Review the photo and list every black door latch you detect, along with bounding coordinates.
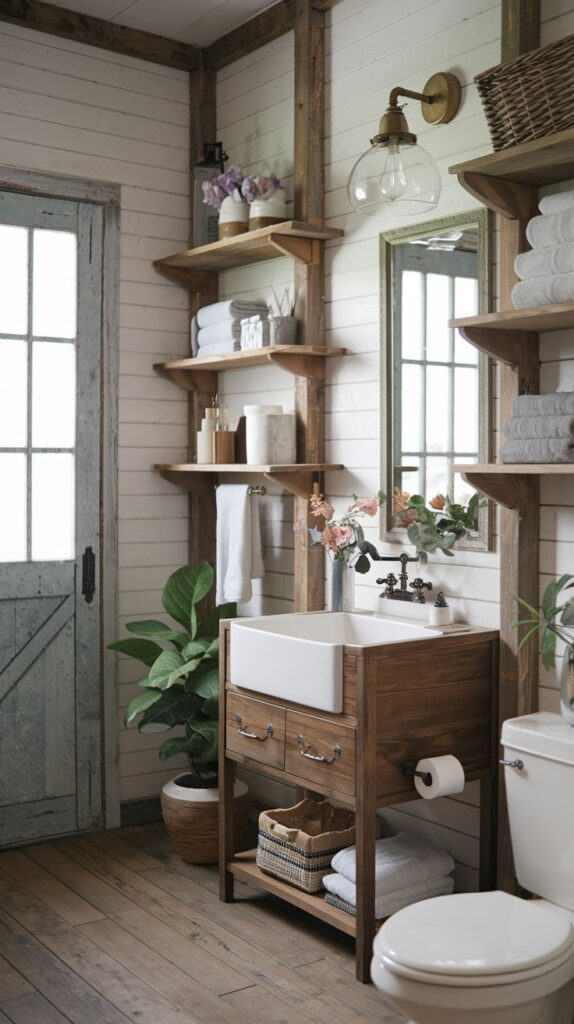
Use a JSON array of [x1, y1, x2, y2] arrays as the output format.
[[82, 546, 96, 604]]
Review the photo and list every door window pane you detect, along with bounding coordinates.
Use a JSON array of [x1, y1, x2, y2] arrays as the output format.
[[32, 453, 75, 561], [454, 367, 478, 453], [32, 342, 76, 448], [0, 340, 27, 447], [426, 366, 450, 452], [401, 364, 423, 451], [426, 273, 451, 362], [0, 454, 26, 561], [32, 230, 77, 338], [0, 225, 28, 335], [401, 271, 424, 359]]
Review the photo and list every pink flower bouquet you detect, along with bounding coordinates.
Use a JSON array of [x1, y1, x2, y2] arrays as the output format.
[[309, 491, 386, 573]]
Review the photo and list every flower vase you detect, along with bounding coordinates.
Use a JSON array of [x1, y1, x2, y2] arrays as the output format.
[[560, 648, 574, 726], [218, 195, 249, 239], [248, 190, 288, 231], [329, 558, 355, 613]]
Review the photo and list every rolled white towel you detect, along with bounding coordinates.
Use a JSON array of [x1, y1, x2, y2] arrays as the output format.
[[526, 208, 574, 249], [503, 414, 574, 441], [539, 189, 574, 215], [514, 243, 574, 280], [197, 299, 268, 328], [512, 392, 574, 417], [322, 871, 454, 918], [331, 832, 454, 892], [511, 272, 574, 309]]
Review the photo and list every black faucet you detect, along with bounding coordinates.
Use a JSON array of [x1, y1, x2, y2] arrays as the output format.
[[358, 545, 432, 604]]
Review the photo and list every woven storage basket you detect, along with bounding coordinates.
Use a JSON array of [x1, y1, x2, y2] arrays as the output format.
[[475, 33, 574, 150], [257, 798, 355, 893]]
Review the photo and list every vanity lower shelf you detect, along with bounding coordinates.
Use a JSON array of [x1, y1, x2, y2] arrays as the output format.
[[229, 848, 358, 937]]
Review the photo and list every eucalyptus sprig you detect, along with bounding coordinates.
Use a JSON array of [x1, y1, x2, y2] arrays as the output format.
[[405, 492, 483, 562], [516, 574, 574, 670]]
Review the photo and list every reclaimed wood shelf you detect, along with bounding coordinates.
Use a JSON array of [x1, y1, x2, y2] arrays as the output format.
[[228, 849, 358, 937], [454, 463, 574, 508], [450, 127, 574, 219], [155, 345, 346, 390], [450, 303, 574, 367], [154, 220, 343, 287], [157, 462, 343, 499]]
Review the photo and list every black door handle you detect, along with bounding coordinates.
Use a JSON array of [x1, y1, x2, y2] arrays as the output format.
[[82, 546, 96, 604]]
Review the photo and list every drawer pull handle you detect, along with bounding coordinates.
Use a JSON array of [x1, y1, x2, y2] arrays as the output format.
[[235, 713, 273, 741], [296, 735, 342, 764], [499, 758, 524, 769]]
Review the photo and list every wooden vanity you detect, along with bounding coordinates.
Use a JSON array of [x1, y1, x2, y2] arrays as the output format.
[[219, 620, 499, 982]]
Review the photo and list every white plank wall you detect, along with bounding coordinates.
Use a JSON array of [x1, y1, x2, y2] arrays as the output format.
[[0, 21, 191, 803]]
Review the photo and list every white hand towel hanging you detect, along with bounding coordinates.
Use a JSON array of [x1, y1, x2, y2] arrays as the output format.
[[216, 484, 264, 605]]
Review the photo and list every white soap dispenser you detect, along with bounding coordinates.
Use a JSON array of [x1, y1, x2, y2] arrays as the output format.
[[429, 591, 452, 626]]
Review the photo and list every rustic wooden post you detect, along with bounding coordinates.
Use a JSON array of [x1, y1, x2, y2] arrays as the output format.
[[293, 0, 326, 611], [496, 0, 540, 892], [189, 60, 218, 609]]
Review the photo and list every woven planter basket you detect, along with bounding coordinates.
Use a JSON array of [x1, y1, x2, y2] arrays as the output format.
[[475, 33, 574, 150], [257, 798, 355, 893]]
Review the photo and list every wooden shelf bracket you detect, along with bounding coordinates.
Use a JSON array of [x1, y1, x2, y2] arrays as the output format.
[[460, 470, 534, 510], [458, 326, 538, 370], [457, 172, 537, 220], [264, 469, 316, 498]]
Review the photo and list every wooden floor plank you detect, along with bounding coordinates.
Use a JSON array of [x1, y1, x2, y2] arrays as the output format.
[[0, 908, 130, 1024], [89, 831, 323, 969], [20, 849, 250, 998], [0, 850, 104, 926], [0, 955, 34, 1001], [0, 882, 211, 1024], [1, 991, 72, 1024], [296, 959, 404, 1023], [78, 918, 247, 1024]]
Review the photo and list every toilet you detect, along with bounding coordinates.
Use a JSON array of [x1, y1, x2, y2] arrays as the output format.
[[371, 712, 574, 1024]]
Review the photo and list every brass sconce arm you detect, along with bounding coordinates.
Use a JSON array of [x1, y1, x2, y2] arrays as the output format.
[[372, 73, 462, 145]]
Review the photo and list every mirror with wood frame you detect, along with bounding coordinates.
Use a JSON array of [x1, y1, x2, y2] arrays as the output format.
[[380, 209, 493, 550]]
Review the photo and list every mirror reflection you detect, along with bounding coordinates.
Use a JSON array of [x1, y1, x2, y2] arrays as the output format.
[[380, 210, 492, 549]]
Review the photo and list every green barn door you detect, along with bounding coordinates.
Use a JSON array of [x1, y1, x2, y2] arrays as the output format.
[[0, 190, 103, 846]]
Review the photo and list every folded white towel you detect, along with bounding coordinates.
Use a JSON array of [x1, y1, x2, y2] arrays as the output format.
[[511, 272, 574, 309], [216, 484, 264, 605], [526, 208, 574, 249], [191, 316, 199, 357], [539, 189, 574, 215], [512, 392, 574, 417], [504, 414, 574, 441], [197, 321, 241, 348], [197, 299, 268, 329], [500, 438, 574, 464], [195, 340, 240, 356], [322, 871, 454, 917], [514, 243, 574, 280], [331, 832, 454, 892]]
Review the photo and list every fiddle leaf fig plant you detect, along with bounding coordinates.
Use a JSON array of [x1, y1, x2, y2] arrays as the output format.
[[109, 563, 235, 787], [516, 574, 574, 670]]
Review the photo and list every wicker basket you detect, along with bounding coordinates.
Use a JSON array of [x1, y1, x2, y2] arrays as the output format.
[[256, 798, 355, 893], [475, 33, 574, 150]]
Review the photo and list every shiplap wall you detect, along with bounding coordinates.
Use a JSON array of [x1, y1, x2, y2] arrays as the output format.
[[0, 21, 191, 803]]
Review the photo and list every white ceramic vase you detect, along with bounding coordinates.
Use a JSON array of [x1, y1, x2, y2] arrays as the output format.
[[218, 195, 249, 239], [249, 190, 288, 230]]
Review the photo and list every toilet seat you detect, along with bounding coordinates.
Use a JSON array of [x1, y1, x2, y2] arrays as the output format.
[[375, 890, 574, 987]]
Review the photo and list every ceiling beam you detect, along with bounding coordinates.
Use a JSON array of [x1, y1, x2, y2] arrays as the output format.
[[0, 0, 200, 70]]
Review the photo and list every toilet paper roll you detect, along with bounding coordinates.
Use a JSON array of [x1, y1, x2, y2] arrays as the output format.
[[414, 755, 465, 799]]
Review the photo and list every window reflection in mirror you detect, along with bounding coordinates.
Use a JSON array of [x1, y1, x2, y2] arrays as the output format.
[[380, 210, 493, 550]]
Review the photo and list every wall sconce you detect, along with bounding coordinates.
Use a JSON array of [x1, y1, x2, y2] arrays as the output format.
[[347, 73, 462, 216]]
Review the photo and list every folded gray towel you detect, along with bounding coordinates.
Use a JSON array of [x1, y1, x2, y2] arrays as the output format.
[[197, 299, 268, 328], [526, 208, 574, 248], [324, 892, 356, 917], [539, 189, 574, 215], [512, 393, 574, 417], [500, 438, 574, 464], [504, 414, 574, 440], [511, 272, 574, 309], [197, 321, 241, 348], [514, 244, 574, 280]]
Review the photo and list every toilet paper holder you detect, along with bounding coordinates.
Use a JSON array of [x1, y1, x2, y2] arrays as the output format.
[[402, 764, 433, 787]]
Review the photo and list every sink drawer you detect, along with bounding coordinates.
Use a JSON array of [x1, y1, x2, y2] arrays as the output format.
[[285, 712, 355, 795], [226, 694, 285, 769]]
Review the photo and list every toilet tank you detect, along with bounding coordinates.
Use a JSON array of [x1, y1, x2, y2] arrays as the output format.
[[502, 712, 574, 911]]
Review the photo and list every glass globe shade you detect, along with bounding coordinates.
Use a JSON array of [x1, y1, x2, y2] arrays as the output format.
[[347, 139, 441, 216]]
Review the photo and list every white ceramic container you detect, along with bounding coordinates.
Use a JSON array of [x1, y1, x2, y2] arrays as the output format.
[[218, 194, 249, 238]]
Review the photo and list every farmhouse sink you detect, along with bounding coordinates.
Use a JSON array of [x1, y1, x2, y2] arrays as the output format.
[[230, 612, 439, 713]]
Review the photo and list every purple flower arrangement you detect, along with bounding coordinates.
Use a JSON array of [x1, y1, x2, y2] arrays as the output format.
[[202, 165, 285, 210], [201, 165, 243, 210]]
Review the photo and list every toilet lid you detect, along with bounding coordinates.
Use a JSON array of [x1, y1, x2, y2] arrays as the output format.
[[377, 891, 574, 977]]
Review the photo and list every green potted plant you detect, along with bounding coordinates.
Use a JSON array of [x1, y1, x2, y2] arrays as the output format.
[[516, 575, 574, 726], [393, 491, 484, 561], [109, 561, 249, 863]]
